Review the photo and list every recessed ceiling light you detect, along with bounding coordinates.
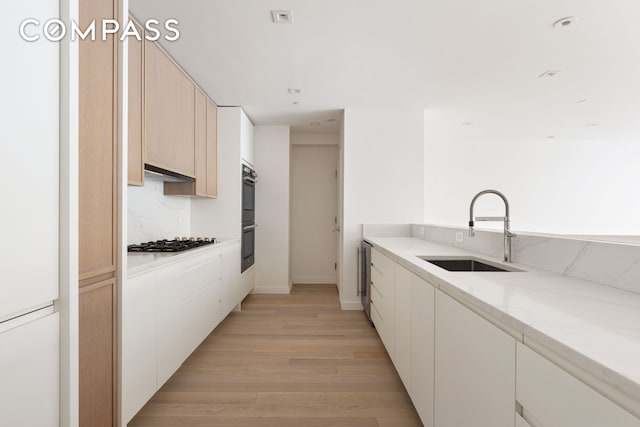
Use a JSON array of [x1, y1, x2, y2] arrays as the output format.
[[288, 88, 302, 95], [577, 99, 588, 104], [310, 122, 321, 126], [271, 10, 293, 24], [292, 101, 300, 105], [461, 122, 474, 126], [553, 16, 579, 29], [539, 70, 561, 78], [545, 135, 556, 139], [326, 118, 337, 122], [586, 123, 598, 127]]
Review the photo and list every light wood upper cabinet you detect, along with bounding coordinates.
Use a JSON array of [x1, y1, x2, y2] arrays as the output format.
[[206, 100, 218, 197], [145, 41, 195, 177], [128, 20, 144, 186], [194, 89, 207, 195], [79, 0, 116, 280], [164, 93, 218, 198]]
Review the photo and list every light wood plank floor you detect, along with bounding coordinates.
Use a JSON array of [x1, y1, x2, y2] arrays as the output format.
[[129, 284, 423, 426]]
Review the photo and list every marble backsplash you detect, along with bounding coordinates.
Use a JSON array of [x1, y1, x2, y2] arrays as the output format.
[[127, 175, 191, 244], [409, 224, 640, 295]]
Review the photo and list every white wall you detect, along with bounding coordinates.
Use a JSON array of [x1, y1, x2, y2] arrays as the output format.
[[254, 126, 291, 293], [290, 137, 339, 284], [424, 111, 640, 235], [191, 107, 244, 239], [127, 176, 190, 244], [340, 108, 425, 309]]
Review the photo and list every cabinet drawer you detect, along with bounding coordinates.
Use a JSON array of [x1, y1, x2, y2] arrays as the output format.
[[516, 342, 640, 427], [178, 252, 221, 302], [371, 301, 383, 329], [370, 285, 383, 319], [372, 248, 395, 278], [371, 267, 384, 295]]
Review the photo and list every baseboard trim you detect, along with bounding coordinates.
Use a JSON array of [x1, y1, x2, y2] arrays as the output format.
[[252, 287, 291, 295], [340, 299, 364, 311], [293, 276, 337, 284]]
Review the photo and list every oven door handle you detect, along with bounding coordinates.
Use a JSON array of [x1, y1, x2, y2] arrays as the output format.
[[243, 176, 257, 184], [243, 224, 258, 231]]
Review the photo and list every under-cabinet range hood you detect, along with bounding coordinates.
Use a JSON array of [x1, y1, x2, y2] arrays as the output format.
[[144, 164, 195, 183]]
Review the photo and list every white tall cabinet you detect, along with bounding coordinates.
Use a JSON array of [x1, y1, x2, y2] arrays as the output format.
[[1, 1, 60, 425], [0, 313, 59, 427], [1, 0, 59, 320], [240, 109, 255, 167]]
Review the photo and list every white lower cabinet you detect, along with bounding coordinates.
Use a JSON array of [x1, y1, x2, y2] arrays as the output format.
[[370, 249, 396, 358], [0, 312, 59, 427], [410, 273, 435, 427], [434, 290, 516, 427], [156, 263, 182, 385], [394, 265, 412, 387], [369, 245, 640, 427], [374, 260, 435, 427], [516, 342, 640, 427], [122, 271, 159, 422], [123, 241, 245, 425]]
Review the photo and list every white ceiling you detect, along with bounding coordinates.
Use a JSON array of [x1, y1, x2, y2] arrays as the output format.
[[130, 0, 640, 137]]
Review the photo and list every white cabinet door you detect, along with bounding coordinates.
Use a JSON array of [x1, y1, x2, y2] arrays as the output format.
[[0, 313, 59, 427], [435, 290, 516, 427], [1, 0, 59, 321], [410, 275, 435, 427], [240, 109, 254, 166], [394, 264, 412, 388], [370, 249, 395, 357], [156, 263, 183, 385], [122, 272, 158, 423], [221, 242, 243, 318], [179, 253, 221, 360], [516, 342, 640, 427]]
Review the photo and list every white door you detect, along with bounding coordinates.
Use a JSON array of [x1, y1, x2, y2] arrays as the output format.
[[291, 145, 338, 284]]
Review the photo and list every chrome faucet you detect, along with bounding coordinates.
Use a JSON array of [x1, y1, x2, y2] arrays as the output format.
[[468, 190, 516, 262]]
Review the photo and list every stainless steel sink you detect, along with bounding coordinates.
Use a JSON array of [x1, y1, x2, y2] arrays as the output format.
[[418, 256, 522, 272]]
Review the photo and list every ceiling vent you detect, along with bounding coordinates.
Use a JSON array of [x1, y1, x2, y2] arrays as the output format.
[[271, 10, 293, 23], [538, 70, 561, 78], [553, 16, 579, 29]]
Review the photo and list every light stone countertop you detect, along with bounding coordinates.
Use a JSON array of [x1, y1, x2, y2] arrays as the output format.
[[127, 238, 240, 277], [365, 236, 640, 405]]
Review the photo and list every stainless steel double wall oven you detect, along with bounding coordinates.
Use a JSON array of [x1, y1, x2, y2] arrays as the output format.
[[241, 164, 257, 272]]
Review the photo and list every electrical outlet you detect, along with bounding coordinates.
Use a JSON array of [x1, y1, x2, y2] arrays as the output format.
[[455, 231, 464, 243]]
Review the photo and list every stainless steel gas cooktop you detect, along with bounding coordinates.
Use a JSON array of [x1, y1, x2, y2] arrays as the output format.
[[127, 237, 217, 253]]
